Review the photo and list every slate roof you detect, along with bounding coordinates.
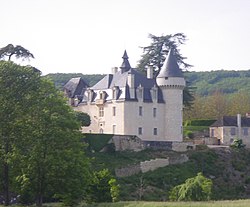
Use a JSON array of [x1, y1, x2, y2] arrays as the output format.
[[63, 77, 88, 98], [157, 49, 184, 78], [91, 68, 164, 102], [211, 116, 250, 127]]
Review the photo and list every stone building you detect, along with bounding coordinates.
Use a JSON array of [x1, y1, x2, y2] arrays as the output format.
[[210, 114, 250, 147], [64, 50, 186, 142]]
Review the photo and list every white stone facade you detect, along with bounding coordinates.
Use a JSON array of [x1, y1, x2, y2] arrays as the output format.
[[65, 50, 186, 142]]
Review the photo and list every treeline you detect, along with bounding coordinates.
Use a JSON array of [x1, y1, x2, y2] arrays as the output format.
[[184, 91, 250, 121], [185, 70, 250, 96], [46, 70, 250, 96]]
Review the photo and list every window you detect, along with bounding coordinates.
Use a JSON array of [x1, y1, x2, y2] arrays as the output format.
[[230, 128, 236, 136], [139, 106, 143, 116], [113, 106, 116, 116], [153, 128, 157, 135], [100, 93, 103, 99], [112, 89, 116, 99], [211, 129, 214, 137], [112, 125, 116, 134], [99, 107, 104, 117], [153, 108, 157, 117], [243, 128, 248, 136], [138, 127, 142, 135], [138, 88, 143, 99]]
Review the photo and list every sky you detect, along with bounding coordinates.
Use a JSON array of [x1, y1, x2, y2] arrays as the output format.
[[1, 0, 250, 75]]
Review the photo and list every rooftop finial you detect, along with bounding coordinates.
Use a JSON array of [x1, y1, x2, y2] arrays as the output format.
[[120, 50, 131, 73]]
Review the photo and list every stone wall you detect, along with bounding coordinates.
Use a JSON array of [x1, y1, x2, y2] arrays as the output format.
[[115, 164, 141, 177], [112, 135, 145, 151], [115, 154, 189, 177], [140, 158, 169, 173]]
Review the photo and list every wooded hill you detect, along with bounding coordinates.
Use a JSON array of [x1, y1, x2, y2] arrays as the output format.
[[45, 70, 250, 96]]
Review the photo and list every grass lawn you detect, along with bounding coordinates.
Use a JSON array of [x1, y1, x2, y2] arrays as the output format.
[[1, 200, 249, 207], [83, 200, 250, 207]]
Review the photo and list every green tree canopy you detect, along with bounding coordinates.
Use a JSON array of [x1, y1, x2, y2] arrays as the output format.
[[169, 172, 213, 201], [0, 61, 90, 206], [0, 44, 34, 61]]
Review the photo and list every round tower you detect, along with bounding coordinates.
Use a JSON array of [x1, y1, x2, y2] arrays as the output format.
[[156, 49, 186, 142]]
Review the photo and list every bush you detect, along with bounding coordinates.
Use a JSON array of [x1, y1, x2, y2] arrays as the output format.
[[169, 172, 213, 201]]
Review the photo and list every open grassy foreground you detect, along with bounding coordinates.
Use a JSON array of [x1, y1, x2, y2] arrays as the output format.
[[83, 200, 250, 207]]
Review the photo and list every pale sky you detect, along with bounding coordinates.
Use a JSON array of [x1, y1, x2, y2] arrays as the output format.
[[1, 0, 250, 75]]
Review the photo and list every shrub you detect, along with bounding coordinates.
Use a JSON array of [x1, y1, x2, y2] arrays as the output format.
[[169, 172, 213, 201]]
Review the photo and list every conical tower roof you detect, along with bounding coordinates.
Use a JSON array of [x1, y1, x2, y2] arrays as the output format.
[[157, 49, 183, 78], [120, 50, 131, 72]]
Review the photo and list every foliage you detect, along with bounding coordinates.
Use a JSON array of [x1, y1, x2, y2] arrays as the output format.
[[185, 131, 194, 139], [0, 61, 91, 206], [230, 139, 246, 150], [137, 33, 191, 71], [185, 119, 217, 126], [84, 134, 113, 152], [169, 172, 213, 201], [0, 44, 34, 61], [87, 169, 120, 203], [76, 111, 91, 126]]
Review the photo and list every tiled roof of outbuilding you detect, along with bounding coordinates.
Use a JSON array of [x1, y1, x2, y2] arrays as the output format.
[[211, 116, 250, 127]]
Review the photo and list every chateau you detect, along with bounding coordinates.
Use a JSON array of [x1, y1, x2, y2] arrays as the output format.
[[64, 50, 186, 142]]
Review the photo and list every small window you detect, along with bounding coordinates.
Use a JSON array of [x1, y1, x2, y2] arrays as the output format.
[[211, 129, 214, 137], [99, 107, 104, 117], [243, 128, 248, 136], [138, 127, 142, 135], [153, 108, 157, 118], [139, 106, 143, 116], [112, 125, 116, 134], [230, 128, 236, 136], [153, 128, 157, 135], [138, 89, 143, 99], [113, 106, 116, 116]]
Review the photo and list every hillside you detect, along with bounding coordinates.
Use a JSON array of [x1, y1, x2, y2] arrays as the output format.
[[45, 70, 250, 96], [88, 147, 250, 201]]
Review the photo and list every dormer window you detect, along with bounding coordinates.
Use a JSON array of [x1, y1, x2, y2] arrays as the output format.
[[150, 85, 158, 102], [137, 85, 144, 100], [87, 89, 94, 102], [112, 86, 119, 100]]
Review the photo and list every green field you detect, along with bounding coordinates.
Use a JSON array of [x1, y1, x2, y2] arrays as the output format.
[[1, 199, 249, 207], [83, 200, 250, 207]]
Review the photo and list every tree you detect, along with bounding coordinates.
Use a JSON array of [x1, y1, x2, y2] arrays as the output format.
[[169, 172, 213, 201], [86, 169, 120, 203], [0, 61, 41, 205], [137, 33, 192, 72], [0, 61, 91, 206], [230, 139, 246, 150], [137, 33, 194, 108], [0, 44, 34, 61], [75, 111, 91, 127]]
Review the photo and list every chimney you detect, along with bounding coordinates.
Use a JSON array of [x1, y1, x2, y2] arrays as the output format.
[[237, 114, 241, 128], [127, 72, 135, 99], [147, 66, 153, 79], [112, 67, 118, 74], [237, 114, 241, 139]]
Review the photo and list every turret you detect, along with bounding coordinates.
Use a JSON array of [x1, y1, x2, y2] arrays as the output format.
[[120, 50, 131, 73], [156, 49, 186, 142], [156, 49, 185, 88]]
